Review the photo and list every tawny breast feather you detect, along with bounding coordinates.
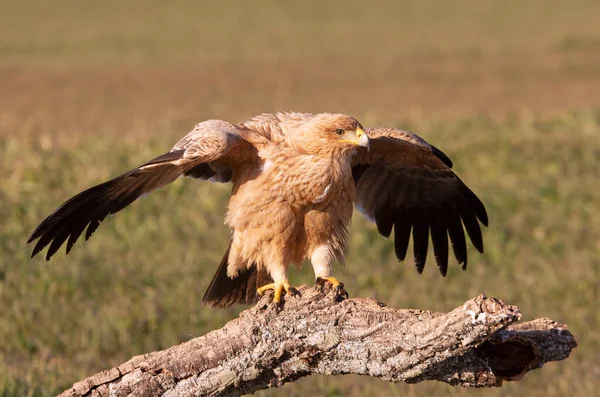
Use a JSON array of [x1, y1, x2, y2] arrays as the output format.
[[226, 151, 355, 276]]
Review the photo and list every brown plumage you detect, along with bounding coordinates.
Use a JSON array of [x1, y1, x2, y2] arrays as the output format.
[[28, 112, 488, 307]]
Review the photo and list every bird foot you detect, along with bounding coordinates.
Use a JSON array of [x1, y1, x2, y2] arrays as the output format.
[[316, 276, 349, 301], [257, 280, 299, 306]]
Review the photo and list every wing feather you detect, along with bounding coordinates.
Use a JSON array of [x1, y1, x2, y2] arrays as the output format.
[[444, 204, 468, 268], [429, 207, 449, 276], [411, 208, 430, 274], [456, 195, 484, 253], [353, 127, 487, 275], [393, 210, 412, 262], [374, 192, 393, 237], [66, 217, 90, 254], [28, 120, 257, 260]]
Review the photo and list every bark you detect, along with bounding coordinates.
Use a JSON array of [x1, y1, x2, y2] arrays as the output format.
[[59, 285, 577, 397]]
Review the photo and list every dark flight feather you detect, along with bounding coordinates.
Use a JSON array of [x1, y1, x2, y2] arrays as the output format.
[[202, 239, 273, 307], [411, 208, 430, 273], [431, 145, 453, 168], [353, 127, 488, 276], [444, 204, 468, 269], [429, 207, 449, 276], [28, 152, 189, 260]]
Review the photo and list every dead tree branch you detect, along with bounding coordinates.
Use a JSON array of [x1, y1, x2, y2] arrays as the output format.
[[59, 285, 577, 397]]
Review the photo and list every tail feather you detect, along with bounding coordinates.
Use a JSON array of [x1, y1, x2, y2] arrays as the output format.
[[202, 240, 272, 308], [28, 151, 189, 260]]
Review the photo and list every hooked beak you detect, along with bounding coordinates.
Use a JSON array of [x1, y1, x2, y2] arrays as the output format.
[[340, 128, 370, 149], [355, 128, 370, 149]]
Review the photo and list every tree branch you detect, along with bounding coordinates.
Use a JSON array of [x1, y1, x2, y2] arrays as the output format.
[[59, 285, 577, 397]]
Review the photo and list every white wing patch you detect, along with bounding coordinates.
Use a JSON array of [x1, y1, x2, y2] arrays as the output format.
[[313, 184, 331, 205], [261, 159, 274, 173], [138, 157, 189, 170]]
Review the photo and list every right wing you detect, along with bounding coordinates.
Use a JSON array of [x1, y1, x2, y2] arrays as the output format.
[[28, 119, 257, 260], [352, 127, 488, 276]]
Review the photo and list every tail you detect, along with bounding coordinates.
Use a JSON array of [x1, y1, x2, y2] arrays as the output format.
[[28, 150, 193, 260], [202, 240, 273, 308]]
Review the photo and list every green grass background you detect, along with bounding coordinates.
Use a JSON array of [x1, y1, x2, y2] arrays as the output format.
[[0, 1, 599, 396]]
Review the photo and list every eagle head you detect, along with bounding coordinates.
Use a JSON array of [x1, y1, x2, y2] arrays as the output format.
[[292, 113, 369, 156]]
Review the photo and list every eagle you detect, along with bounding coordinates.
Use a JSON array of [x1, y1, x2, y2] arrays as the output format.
[[28, 112, 488, 307]]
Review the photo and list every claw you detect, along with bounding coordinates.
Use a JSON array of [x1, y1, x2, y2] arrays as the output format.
[[316, 276, 342, 288], [316, 276, 349, 300], [257, 280, 299, 305]]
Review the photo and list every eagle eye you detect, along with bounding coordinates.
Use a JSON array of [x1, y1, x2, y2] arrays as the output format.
[[335, 128, 345, 135]]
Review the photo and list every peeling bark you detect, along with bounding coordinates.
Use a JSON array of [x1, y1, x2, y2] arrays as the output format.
[[59, 285, 577, 397]]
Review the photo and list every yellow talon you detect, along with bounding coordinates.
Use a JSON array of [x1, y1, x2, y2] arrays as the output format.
[[257, 280, 297, 304], [317, 276, 342, 288], [316, 276, 349, 300]]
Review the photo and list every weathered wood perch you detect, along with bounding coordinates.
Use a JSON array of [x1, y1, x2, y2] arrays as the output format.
[[60, 285, 576, 397]]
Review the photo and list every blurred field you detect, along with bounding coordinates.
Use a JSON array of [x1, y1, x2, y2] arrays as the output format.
[[1, 1, 599, 396]]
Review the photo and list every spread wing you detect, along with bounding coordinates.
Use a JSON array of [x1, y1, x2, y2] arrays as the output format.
[[28, 120, 257, 260], [353, 127, 488, 276]]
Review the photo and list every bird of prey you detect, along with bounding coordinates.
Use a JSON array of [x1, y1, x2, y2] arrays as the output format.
[[28, 112, 488, 307]]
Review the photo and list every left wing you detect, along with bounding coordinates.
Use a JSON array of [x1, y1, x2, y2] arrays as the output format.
[[28, 120, 256, 260], [352, 127, 488, 276]]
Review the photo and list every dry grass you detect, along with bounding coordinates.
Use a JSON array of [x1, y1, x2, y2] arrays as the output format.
[[1, 1, 599, 396]]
